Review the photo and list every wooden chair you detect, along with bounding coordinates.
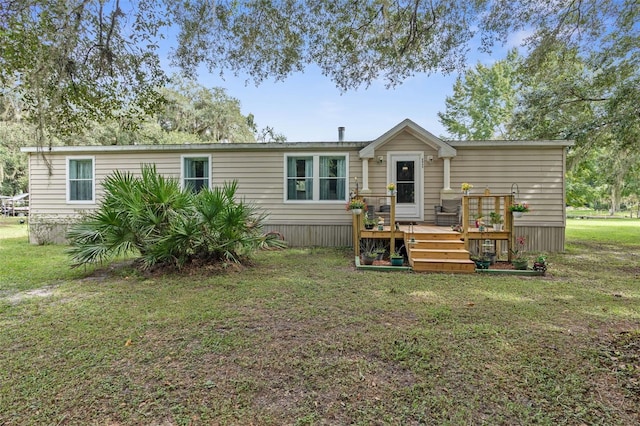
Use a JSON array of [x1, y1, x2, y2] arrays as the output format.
[[434, 199, 461, 226]]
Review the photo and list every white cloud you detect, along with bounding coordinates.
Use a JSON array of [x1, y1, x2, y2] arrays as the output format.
[[506, 29, 535, 49]]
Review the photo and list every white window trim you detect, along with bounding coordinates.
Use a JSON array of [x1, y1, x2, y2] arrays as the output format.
[[66, 156, 96, 204], [180, 154, 212, 191], [283, 153, 349, 203]]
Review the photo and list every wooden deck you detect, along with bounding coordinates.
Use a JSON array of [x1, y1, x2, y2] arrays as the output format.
[[354, 193, 516, 274], [360, 224, 477, 273]]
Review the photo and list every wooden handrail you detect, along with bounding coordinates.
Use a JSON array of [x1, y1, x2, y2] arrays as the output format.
[[353, 192, 397, 257]]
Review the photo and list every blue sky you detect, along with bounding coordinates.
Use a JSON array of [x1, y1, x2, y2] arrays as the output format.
[[197, 66, 459, 142]]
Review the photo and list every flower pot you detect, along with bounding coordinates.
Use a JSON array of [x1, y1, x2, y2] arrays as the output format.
[[364, 223, 374, 230], [474, 260, 490, 269], [377, 225, 384, 231], [533, 262, 547, 273], [512, 211, 523, 218], [492, 224, 502, 231], [361, 255, 376, 265], [390, 257, 404, 266], [351, 209, 362, 215], [512, 259, 528, 270]]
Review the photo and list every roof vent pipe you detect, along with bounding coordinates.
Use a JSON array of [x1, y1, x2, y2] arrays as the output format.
[[338, 126, 345, 142]]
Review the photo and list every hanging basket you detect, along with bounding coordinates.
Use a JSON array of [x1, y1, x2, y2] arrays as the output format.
[[512, 211, 523, 218], [351, 209, 363, 215]]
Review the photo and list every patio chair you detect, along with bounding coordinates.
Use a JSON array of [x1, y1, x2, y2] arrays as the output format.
[[434, 199, 461, 226]]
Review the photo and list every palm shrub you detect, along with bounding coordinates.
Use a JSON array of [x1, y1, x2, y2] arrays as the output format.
[[67, 165, 283, 270]]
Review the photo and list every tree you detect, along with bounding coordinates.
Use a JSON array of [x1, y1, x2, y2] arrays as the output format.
[[438, 50, 519, 140], [510, 44, 639, 213], [157, 78, 256, 143], [1, 0, 167, 147], [172, 0, 637, 90], [3, 0, 635, 143]]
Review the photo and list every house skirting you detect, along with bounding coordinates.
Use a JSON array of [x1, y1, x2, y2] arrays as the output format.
[[511, 225, 566, 253], [26, 216, 565, 252], [263, 224, 353, 247], [265, 223, 566, 251]]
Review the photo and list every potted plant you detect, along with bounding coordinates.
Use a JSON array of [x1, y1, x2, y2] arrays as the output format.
[[390, 249, 404, 266], [361, 251, 377, 265], [471, 254, 491, 269], [510, 236, 528, 270], [489, 212, 503, 231], [461, 182, 473, 195], [359, 239, 379, 265], [363, 212, 376, 229], [387, 182, 396, 194], [533, 254, 547, 273], [474, 213, 484, 228], [346, 198, 366, 215], [509, 202, 530, 218]]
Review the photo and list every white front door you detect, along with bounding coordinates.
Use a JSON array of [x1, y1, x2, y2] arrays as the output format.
[[388, 153, 424, 221]]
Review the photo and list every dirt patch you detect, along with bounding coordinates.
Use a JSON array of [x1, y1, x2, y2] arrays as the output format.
[[4, 286, 57, 304]]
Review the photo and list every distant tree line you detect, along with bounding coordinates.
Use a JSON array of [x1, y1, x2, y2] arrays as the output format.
[[0, 76, 285, 195]]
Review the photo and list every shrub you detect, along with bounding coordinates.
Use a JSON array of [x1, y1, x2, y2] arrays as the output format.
[[67, 165, 283, 270]]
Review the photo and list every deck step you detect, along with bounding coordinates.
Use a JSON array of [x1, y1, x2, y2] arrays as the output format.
[[406, 233, 462, 241], [408, 239, 465, 250], [409, 248, 471, 260], [405, 230, 474, 274], [411, 258, 476, 273]]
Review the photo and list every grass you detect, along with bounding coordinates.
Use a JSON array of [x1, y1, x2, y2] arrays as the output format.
[[1, 219, 639, 424]]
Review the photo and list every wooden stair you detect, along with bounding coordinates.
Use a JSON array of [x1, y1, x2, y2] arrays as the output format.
[[405, 230, 476, 274]]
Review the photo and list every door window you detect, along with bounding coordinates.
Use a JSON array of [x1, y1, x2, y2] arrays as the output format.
[[396, 161, 415, 203]]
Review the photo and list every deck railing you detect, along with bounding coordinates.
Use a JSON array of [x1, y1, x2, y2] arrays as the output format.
[[461, 194, 515, 261], [352, 193, 396, 257]]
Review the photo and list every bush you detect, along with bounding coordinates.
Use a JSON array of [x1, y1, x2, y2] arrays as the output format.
[[67, 165, 283, 270]]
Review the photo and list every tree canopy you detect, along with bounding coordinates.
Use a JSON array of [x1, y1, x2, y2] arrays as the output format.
[[157, 78, 256, 143], [438, 50, 519, 140], [2, 0, 636, 142], [438, 40, 639, 212]]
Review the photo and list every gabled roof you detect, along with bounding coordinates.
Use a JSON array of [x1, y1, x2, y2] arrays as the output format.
[[359, 118, 457, 159]]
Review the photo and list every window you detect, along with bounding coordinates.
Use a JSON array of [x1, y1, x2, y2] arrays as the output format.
[[182, 155, 210, 192], [285, 154, 347, 202], [287, 156, 313, 200], [67, 157, 95, 203]]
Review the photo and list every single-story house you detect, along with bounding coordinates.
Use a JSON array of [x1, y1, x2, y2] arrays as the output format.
[[21, 119, 573, 253]]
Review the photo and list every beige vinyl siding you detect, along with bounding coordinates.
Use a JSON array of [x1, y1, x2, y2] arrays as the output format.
[[28, 152, 181, 216], [451, 146, 567, 226], [28, 146, 362, 225], [364, 129, 441, 220], [24, 125, 570, 249]]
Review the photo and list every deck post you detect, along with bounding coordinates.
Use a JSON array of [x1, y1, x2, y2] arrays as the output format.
[[390, 194, 396, 255], [462, 195, 469, 250]]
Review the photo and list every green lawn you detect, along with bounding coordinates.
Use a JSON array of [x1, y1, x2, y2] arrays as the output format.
[[1, 219, 639, 424]]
